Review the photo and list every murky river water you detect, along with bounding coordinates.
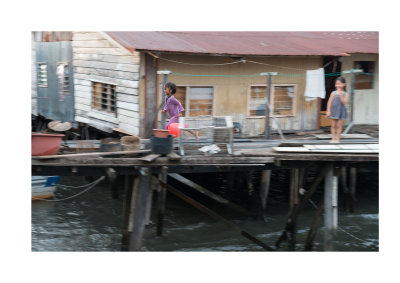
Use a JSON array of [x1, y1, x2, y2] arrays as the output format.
[[31, 169, 378, 252]]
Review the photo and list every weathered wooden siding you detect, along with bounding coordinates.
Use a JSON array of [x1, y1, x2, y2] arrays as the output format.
[[157, 54, 321, 135], [72, 32, 141, 134], [342, 54, 379, 125]]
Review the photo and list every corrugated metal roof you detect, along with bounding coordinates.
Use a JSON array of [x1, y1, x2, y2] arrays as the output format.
[[105, 31, 378, 56]]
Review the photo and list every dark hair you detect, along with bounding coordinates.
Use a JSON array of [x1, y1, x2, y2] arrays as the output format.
[[164, 82, 176, 94], [335, 77, 347, 91]]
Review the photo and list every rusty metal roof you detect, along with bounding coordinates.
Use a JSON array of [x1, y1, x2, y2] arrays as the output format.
[[105, 31, 378, 56]]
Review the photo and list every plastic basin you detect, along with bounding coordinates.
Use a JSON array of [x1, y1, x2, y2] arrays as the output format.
[[153, 129, 170, 138], [32, 133, 64, 156]]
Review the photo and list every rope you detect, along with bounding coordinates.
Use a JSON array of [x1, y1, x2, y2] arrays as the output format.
[[32, 176, 105, 202], [307, 198, 374, 245], [336, 225, 373, 245], [57, 178, 103, 189]]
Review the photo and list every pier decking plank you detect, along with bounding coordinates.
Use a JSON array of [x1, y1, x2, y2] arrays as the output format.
[[32, 138, 379, 176]]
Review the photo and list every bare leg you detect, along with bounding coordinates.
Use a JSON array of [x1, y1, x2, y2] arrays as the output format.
[[189, 130, 199, 140], [337, 120, 344, 143], [330, 120, 337, 143], [332, 120, 341, 143], [183, 130, 198, 140]]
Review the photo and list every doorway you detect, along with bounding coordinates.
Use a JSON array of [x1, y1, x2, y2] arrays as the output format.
[[320, 56, 342, 126]]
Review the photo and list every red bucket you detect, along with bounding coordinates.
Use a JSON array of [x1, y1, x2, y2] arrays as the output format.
[[32, 133, 65, 156]]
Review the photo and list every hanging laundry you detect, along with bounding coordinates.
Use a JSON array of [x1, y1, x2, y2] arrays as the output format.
[[304, 68, 326, 101]]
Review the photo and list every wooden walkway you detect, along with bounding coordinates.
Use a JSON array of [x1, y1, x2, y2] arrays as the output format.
[[31, 136, 379, 252], [32, 138, 378, 174]]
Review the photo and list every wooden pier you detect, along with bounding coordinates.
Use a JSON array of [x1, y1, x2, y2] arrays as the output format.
[[32, 137, 378, 251]]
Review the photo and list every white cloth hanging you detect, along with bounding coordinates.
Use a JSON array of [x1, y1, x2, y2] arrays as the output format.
[[304, 68, 326, 101]]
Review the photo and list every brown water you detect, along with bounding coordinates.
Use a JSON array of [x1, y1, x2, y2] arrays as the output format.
[[31, 169, 378, 252]]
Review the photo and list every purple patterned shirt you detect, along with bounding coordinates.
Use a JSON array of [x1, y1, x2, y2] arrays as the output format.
[[163, 95, 184, 128]]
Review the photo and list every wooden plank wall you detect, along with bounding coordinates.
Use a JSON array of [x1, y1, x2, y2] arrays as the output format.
[[72, 32, 141, 134], [158, 54, 321, 136]]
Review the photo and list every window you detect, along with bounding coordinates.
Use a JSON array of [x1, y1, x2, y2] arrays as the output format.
[[354, 61, 375, 89], [91, 82, 117, 115], [248, 84, 296, 117], [56, 62, 70, 95], [175, 86, 186, 116], [249, 86, 267, 116], [175, 86, 213, 116], [37, 63, 48, 87], [272, 85, 295, 116]]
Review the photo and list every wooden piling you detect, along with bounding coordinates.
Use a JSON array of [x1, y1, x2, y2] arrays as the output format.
[[340, 166, 356, 212], [246, 170, 263, 218], [276, 165, 328, 250], [288, 168, 300, 250], [110, 174, 122, 199], [121, 175, 134, 251], [299, 167, 306, 194], [128, 167, 153, 251], [290, 168, 300, 210], [158, 179, 275, 251], [157, 166, 168, 236], [259, 170, 272, 211], [324, 163, 338, 251], [341, 166, 348, 210], [349, 167, 357, 212], [144, 178, 154, 225], [304, 201, 324, 251], [169, 173, 253, 217]]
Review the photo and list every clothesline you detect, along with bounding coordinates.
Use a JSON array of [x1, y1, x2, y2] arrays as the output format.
[[150, 53, 337, 71], [169, 71, 376, 78]]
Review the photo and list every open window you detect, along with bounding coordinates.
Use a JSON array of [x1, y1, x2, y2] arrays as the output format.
[[248, 84, 296, 117], [56, 62, 70, 96], [175, 86, 214, 117], [91, 81, 117, 115], [272, 85, 296, 116], [37, 63, 48, 87], [354, 61, 375, 89]]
